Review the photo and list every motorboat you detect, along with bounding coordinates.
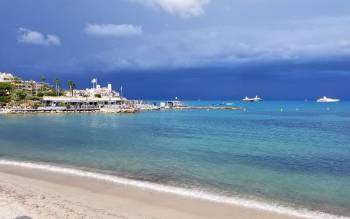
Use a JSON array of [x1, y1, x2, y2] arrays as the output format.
[[316, 96, 340, 103], [242, 96, 263, 102]]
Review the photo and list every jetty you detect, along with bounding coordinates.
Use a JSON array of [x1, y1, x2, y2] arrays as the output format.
[[159, 101, 240, 111], [168, 106, 240, 111]]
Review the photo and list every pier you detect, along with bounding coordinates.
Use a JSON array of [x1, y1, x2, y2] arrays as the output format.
[[169, 106, 241, 111]]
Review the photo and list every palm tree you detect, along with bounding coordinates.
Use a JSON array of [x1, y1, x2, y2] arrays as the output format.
[[40, 75, 46, 83], [67, 80, 76, 97], [54, 78, 60, 96], [30, 81, 36, 96], [40, 75, 46, 92]]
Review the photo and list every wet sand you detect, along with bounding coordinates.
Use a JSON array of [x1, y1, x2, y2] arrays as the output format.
[[0, 163, 306, 219]]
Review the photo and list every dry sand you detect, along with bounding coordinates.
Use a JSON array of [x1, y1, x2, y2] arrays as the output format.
[[0, 164, 305, 219]]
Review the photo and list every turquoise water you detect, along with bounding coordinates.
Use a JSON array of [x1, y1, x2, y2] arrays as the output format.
[[1, 101, 350, 217]]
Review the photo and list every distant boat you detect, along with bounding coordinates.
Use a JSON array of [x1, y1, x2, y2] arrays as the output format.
[[316, 96, 340, 103], [242, 96, 263, 102]]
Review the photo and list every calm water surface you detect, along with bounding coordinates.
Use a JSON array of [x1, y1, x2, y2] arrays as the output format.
[[1, 101, 350, 216]]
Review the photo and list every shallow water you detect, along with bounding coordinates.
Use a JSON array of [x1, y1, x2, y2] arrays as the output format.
[[1, 101, 350, 217]]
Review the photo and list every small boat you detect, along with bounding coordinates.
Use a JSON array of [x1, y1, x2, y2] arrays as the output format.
[[242, 96, 263, 102], [316, 96, 340, 103]]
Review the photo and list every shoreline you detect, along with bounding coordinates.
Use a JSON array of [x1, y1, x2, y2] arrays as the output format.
[[0, 159, 346, 219], [0, 106, 241, 115]]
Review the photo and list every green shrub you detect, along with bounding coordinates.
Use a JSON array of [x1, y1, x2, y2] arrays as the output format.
[[0, 96, 11, 106], [0, 82, 14, 106], [14, 90, 27, 101]]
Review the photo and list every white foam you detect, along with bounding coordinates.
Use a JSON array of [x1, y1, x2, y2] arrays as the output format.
[[0, 159, 348, 219]]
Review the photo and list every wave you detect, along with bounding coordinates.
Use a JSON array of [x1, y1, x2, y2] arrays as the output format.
[[0, 159, 348, 219]]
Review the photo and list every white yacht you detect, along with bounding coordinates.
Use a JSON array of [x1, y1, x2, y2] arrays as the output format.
[[316, 96, 340, 103], [242, 96, 263, 102]]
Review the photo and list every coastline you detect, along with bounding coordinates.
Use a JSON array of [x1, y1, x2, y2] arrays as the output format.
[[0, 105, 240, 115], [0, 159, 346, 219]]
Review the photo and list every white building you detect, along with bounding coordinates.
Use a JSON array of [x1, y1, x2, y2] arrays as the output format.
[[44, 79, 126, 109], [0, 72, 15, 83], [42, 96, 125, 109], [84, 83, 119, 97], [67, 79, 120, 98]]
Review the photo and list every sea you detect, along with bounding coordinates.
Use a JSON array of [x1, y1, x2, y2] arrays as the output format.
[[0, 101, 349, 219]]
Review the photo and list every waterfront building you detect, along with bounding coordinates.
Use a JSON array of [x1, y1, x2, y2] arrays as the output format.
[[160, 100, 184, 109], [43, 79, 126, 109], [14, 80, 47, 95], [42, 96, 126, 109], [0, 72, 15, 83], [66, 81, 120, 98], [1, 72, 47, 95]]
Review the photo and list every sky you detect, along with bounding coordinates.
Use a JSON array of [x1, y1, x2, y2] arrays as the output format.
[[0, 0, 350, 100]]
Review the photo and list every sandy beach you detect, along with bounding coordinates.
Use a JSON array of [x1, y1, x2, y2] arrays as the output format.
[[0, 163, 306, 219]]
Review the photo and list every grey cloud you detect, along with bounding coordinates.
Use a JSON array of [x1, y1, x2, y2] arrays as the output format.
[[17, 28, 61, 46]]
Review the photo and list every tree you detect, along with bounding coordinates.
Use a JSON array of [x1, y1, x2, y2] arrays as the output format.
[[13, 90, 27, 101], [40, 75, 46, 83], [30, 81, 36, 96], [40, 75, 46, 92], [0, 82, 13, 95], [0, 82, 14, 106], [54, 78, 60, 96], [67, 80, 76, 97], [43, 89, 57, 97]]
